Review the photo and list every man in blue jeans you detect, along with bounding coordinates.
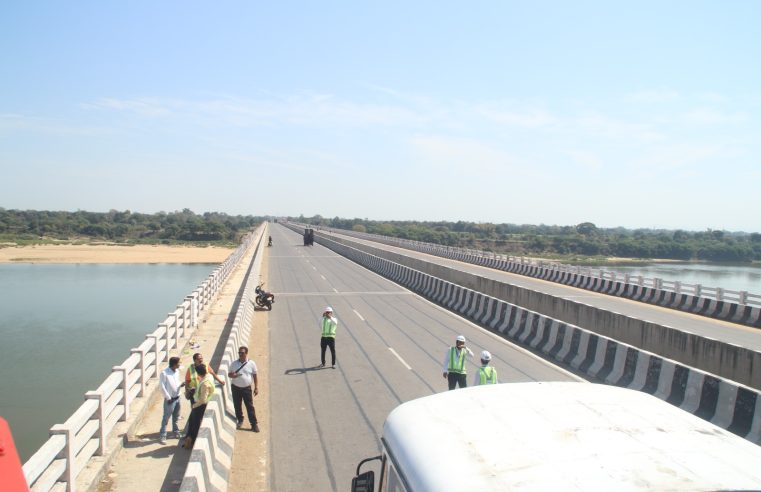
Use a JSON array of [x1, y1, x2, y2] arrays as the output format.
[[159, 356, 184, 443]]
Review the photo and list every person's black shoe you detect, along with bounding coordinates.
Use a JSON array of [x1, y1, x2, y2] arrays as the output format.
[[252, 423, 260, 433], [319, 363, 325, 368]]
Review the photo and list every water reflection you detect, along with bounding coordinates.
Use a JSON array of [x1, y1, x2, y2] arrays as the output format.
[[587, 263, 761, 294]]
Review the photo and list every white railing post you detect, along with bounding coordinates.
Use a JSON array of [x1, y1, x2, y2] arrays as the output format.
[[739, 291, 748, 305], [674, 281, 681, 294], [50, 424, 76, 492], [147, 334, 159, 378], [114, 366, 130, 421], [176, 304, 186, 338], [188, 294, 199, 330], [167, 313, 179, 350], [131, 348, 146, 397], [85, 390, 106, 455], [716, 288, 724, 301], [158, 323, 170, 360], [695, 284, 702, 297]]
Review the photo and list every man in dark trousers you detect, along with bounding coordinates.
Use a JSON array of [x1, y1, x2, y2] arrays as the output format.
[[228, 346, 260, 432], [319, 306, 338, 368], [442, 335, 474, 390]]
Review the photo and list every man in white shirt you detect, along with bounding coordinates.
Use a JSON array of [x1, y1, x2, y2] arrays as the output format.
[[228, 346, 260, 432], [159, 356, 184, 443]]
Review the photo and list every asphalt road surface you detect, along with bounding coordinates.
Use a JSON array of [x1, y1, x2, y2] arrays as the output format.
[[265, 224, 581, 491], [327, 230, 761, 352]]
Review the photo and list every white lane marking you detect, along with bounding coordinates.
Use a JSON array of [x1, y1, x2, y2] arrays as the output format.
[[321, 275, 326, 280], [333, 288, 339, 293], [353, 309, 365, 321], [388, 347, 412, 370], [313, 266, 317, 270]]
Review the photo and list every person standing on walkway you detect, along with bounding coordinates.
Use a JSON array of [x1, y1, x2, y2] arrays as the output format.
[[228, 346, 260, 432], [183, 363, 215, 449], [159, 356, 183, 444], [319, 306, 337, 368], [185, 352, 225, 403], [442, 335, 473, 390], [473, 350, 498, 385]]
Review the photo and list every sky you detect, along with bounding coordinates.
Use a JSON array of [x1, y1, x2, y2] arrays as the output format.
[[1, 1, 760, 232]]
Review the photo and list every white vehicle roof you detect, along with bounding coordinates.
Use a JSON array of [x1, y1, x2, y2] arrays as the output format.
[[382, 382, 761, 491]]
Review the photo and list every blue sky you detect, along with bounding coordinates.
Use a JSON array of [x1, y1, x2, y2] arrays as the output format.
[[1, 1, 760, 231]]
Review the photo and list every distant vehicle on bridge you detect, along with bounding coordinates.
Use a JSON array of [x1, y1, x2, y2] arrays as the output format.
[[351, 382, 761, 492], [304, 228, 314, 246]]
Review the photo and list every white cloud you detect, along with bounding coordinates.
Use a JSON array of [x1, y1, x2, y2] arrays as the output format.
[[566, 150, 602, 171], [409, 135, 521, 175], [473, 105, 557, 128], [0, 113, 106, 136], [682, 108, 748, 125], [625, 89, 681, 103], [574, 112, 664, 142]]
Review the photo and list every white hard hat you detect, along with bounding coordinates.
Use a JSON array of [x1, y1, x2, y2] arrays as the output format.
[[480, 350, 492, 361], [455, 335, 466, 343], [324, 306, 333, 313]]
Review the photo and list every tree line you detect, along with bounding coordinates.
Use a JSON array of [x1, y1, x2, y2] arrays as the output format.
[[0, 208, 263, 245], [293, 215, 761, 262]]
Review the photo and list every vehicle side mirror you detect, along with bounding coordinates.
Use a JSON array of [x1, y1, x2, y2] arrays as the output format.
[[351, 470, 374, 492]]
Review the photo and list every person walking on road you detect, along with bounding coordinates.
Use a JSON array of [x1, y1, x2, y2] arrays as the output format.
[[320, 306, 338, 368], [185, 352, 225, 403], [228, 346, 260, 432], [183, 363, 215, 449], [159, 357, 184, 443], [473, 350, 498, 385], [443, 335, 473, 390]]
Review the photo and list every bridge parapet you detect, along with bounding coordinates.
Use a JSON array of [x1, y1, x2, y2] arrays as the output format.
[[304, 224, 761, 326], [23, 228, 261, 492]]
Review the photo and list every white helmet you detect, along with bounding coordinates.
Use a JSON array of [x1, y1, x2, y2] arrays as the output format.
[[455, 335, 466, 343], [480, 350, 492, 361], [324, 306, 333, 313]]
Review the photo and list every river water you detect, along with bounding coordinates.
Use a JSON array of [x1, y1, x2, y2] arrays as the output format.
[[589, 262, 761, 295], [0, 263, 216, 462]]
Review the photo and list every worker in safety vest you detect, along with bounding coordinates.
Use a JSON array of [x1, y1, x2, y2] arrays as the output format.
[[185, 352, 225, 403], [473, 350, 498, 385], [183, 363, 216, 449], [320, 306, 338, 368], [442, 335, 473, 390]]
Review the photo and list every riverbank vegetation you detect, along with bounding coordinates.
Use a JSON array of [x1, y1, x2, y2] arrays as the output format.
[[0, 209, 262, 247], [293, 216, 761, 263]]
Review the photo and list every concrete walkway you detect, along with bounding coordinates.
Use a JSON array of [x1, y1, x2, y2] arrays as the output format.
[[93, 246, 257, 492]]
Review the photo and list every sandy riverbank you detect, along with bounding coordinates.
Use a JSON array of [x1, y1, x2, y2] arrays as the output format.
[[0, 244, 235, 263]]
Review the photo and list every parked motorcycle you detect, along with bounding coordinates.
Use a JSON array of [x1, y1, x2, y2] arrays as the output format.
[[268, 236, 273, 247], [254, 283, 274, 310]]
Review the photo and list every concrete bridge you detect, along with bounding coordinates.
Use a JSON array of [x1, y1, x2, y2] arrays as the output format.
[[22, 222, 761, 491]]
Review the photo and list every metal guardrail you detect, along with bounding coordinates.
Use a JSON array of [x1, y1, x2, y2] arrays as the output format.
[[298, 224, 760, 308], [22, 229, 260, 492]]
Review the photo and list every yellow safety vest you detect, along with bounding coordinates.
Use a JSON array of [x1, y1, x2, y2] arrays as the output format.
[[193, 374, 215, 402], [321, 317, 337, 338], [448, 347, 467, 374], [478, 366, 498, 384]]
